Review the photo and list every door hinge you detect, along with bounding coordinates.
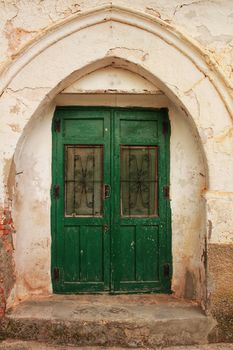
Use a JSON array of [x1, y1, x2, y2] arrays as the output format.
[[53, 267, 60, 281], [163, 263, 170, 278], [163, 185, 170, 199], [54, 184, 60, 199], [163, 121, 169, 135], [54, 118, 61, 133]]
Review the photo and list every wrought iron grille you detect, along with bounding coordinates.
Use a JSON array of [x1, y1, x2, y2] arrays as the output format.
[[121, 146, 158, 217], [65, 145, 103, 217]]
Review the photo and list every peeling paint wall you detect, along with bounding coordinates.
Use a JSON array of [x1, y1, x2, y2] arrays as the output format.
[[13, 105, 53, 300], [10, 77, 206, 302], [0, 1, 232, 342], [0, 0, 232, 92], [0, 207, 15, 315]]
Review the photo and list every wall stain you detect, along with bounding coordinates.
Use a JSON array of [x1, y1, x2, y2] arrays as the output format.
[[4, 159, 16, 201], [208, 219, 212, 240], [184, 270, 196, 300], [208, 243, 233, 342]]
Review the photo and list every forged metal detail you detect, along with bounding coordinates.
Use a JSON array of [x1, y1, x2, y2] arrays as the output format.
[[121, 146, 158, 217], [128, 154, 150, 208], [74, 154, 95, 209], [65, 145, 103, 217]]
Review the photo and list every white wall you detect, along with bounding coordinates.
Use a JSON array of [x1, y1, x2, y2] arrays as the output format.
[[10, 68, 206, 303], [0, 6, 230, 310]]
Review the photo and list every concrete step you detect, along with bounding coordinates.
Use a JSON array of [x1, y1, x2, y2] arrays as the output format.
[[0, 340, 233, 350], [0, 295, 215, 348]]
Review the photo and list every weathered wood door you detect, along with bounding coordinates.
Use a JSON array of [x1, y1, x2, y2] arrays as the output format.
[[52, 107, 171, 293]]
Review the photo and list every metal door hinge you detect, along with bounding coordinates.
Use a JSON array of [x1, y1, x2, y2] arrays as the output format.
[[163, 263, 170, 278], [54, 184, 60, 199], [54, 118, 61, 132], [163, 185, 170, 199], [163, 121, 169, 135], [53, 267, 60, 281]]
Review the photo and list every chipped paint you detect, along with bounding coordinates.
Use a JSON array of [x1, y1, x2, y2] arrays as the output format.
[[0, 2, 232, 342], [0, 5, 232, 117], [0, 206, 15, 316]]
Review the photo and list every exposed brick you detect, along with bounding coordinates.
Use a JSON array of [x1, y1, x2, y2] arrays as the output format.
[[0, 287, 6, 318], [0, 207, 15, 318]]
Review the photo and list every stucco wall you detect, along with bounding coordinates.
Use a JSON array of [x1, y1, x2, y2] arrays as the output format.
[[0, 1, 232, 94], [10, 80, 206, 302], [0, 0, 232, 342]]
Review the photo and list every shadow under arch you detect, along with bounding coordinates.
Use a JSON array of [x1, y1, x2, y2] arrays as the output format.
[[15, 55, 209, 186]]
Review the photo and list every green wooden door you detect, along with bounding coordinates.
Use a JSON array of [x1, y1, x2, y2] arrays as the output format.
[[52, 107, 171, 293]]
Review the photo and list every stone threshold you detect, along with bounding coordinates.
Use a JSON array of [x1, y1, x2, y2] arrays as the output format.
[[0, 295, 215, 348], [1, 340, 233, 350]]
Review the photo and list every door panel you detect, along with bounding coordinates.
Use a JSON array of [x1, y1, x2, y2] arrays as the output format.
[[116, 224, 159, 282], [52, 107, 171, 294], [52, 110, 111, 293], [112, 110, 170, 292], [135, 225, 159, 282], [79, 225, 104, 282], [63, 226, 80, 282]]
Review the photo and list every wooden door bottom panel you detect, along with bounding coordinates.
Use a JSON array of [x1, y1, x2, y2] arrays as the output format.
[[54, 282, 106, 293]]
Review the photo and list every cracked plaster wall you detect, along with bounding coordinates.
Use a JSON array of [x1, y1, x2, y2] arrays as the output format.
[[0, 0, 233, 94], [0, 2, 232, 341], [8, 87, 207, 304]]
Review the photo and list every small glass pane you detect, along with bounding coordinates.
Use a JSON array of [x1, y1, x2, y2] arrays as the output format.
[[121, 146, 158, 217], [65, 145, 103, 217]]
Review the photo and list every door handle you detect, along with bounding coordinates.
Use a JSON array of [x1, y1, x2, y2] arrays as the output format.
[[103, 184, 111, 199], [103, 224, 109, 233]]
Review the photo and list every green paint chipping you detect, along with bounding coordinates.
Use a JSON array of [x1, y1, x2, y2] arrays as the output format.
[[51, 107, 172, 294]]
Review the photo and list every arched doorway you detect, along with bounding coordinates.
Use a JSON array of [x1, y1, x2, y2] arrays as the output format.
[[0, 6, 231, 310]]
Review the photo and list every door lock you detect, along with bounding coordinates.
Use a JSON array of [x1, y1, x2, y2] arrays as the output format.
[[104, 184, 111, 199], [103, 224, 109, 233]]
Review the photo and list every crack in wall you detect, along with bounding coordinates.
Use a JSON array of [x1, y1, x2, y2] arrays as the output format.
[[184, 76, 206, 95], [6, 86, 52, 94], [107, 47, 148, 61], [173, 0, 216, 18]]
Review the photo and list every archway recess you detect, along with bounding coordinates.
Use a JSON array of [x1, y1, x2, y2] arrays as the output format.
[[0, 6, 232, 307]]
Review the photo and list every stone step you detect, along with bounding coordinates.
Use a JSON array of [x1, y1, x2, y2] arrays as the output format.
[[0, 295, 215, 348], [0, 340, 233, 350]]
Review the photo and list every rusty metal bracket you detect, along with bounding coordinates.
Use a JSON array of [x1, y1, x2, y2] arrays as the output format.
[[54, 118, 61, 133], [163, 185, 170, 200], [162, 121, 169, 135], [163, 263, 170, 278], [54, 184, 60, 199], [53, 267, 60, 281]]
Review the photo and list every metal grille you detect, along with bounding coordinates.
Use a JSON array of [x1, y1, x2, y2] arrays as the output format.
[[65, 145, 103, 217], [121, 146, 158, 217]]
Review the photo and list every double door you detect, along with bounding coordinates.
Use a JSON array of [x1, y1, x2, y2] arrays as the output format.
[[52, 108, 171, 293]]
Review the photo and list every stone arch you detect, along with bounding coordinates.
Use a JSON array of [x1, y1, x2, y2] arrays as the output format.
[[0, 5, 232, 306]]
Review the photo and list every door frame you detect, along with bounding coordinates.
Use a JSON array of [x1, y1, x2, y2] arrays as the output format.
[[51, 106, 172, 294]]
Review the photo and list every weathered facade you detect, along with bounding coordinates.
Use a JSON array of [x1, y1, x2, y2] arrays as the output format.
[[0, 0, 232, 343]]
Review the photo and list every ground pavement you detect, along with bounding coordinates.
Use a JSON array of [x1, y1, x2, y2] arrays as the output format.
[[0, 341, 233, 350]]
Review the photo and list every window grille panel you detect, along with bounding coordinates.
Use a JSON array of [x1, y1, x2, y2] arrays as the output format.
[[65, 145, 103, 217], [121, 146, 158, 217]]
